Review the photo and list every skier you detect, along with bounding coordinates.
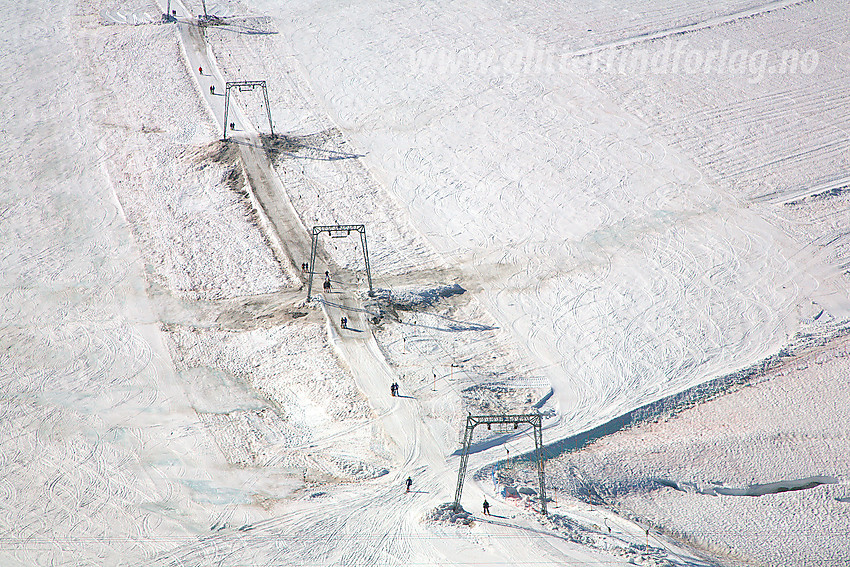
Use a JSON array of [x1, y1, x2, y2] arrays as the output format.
[[405, 476, 412, 493], [483, 499, 490, 515], [340, 316, 347, 329], [210, 85, 215, 95], [198, 66, 203, 74]]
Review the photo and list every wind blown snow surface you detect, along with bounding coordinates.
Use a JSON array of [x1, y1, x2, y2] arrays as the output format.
[[2, 0, 849, 565], [253, 0, 850, 433]]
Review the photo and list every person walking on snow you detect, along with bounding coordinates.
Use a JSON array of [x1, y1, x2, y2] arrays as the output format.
[[483, 499, 490, 515], [405, 477, 412, 492]]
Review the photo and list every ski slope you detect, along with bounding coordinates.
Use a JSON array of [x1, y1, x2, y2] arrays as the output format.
[[2, 0, 849, 565]]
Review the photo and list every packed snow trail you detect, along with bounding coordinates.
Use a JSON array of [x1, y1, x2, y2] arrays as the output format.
[[163, 6, 525, 564]]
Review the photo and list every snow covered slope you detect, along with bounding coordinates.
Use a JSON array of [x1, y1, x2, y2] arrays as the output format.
[[247, 0, 850, 435], [2, 0, 848, 565]]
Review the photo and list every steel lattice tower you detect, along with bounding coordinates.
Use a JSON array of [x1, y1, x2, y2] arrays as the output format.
[[454, 414, 546, 515]]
